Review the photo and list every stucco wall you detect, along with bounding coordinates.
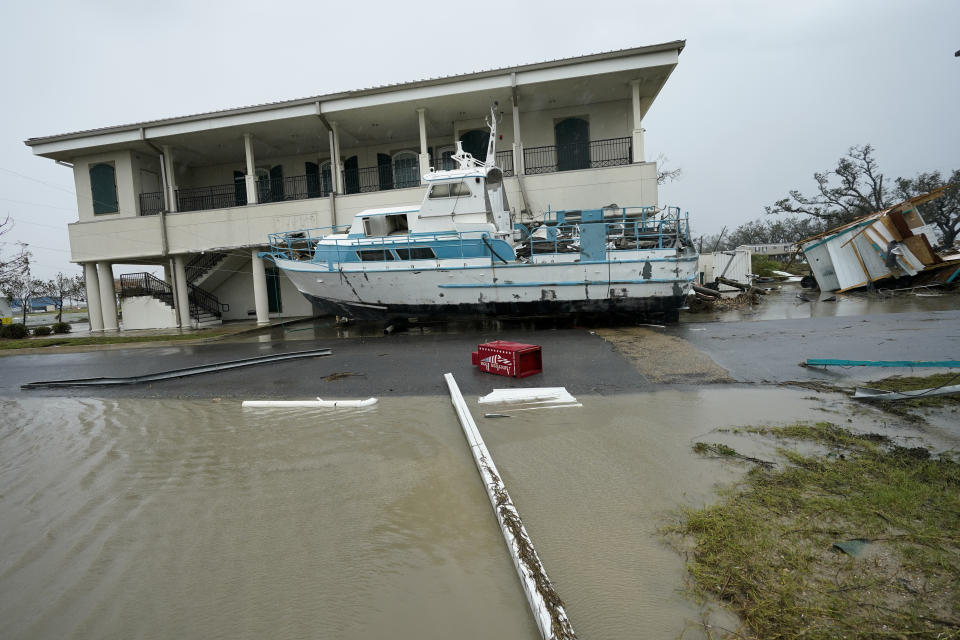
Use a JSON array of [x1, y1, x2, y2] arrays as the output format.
[[211, 258, 312, 321], [72, 150, 137, 222], [120, 296, 178, 329]]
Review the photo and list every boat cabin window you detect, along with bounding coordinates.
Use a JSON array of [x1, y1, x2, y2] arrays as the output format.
[[428, 181, 472, 199], [362, 213, 409, 237], [356, 249, 396, 262], [395, 247, 436, 260]]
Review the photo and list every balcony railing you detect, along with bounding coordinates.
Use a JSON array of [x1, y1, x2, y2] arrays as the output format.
[[523, 136, 632, 175], [495, 150, 514, 177], [135, 140, 632, 216]]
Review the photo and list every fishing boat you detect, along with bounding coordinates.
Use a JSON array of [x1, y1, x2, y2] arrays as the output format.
[[264, 108, 698, 322]]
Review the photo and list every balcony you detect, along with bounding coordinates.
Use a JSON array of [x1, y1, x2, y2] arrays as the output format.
[[523, 136, 632, 175], [137, 137, 632, 216]]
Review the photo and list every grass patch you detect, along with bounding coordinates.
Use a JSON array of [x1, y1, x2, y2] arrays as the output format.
[[0, 328, 237, 350], [672, 422, 960, 638]]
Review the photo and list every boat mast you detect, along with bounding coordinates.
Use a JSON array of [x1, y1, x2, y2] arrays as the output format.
[[484, 102, 498, 168]]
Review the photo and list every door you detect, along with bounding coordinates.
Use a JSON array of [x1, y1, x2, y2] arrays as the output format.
[[269, 165, 284, 202], [266, 267, 282, 313], [377, 153, 393, 191], [233, 170, 247, 206], [305, 162, 321, 198], [555, 118, 590, 171], [343, 156, 359, 194]]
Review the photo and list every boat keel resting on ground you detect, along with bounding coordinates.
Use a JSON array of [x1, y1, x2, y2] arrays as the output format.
[[265, 107, 698, 322]]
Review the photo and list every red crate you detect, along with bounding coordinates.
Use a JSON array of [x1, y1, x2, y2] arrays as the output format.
[[471, 341, 543, 378]]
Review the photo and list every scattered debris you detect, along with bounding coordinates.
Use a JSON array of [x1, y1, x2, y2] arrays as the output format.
[[241, 397, 378, 408], [803, 358, 960, 368], [20, 348, 333, 389], [472, 341, 543, 378], [832, 538, 870, 557], [799, 188, 960, 293], [853, 384, 960, 401], [692, 442, 775, 468], [323, 371, 364, 382], [479, 387, 579, 407], [483, 413, 512, 419], [445, 373, 578, 640]]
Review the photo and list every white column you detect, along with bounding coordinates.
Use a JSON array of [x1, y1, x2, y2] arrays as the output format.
[[327, 128, 340, 194], [330, 122, 343, 194], [163, 262, 172, 284], [631, 80, 645, 163], [417, 108, 430, 183], [84, 262, 104, 332], [173, 255, 191, 327], [162, 145, 178, 212], [96, 262, 118, 331], [243, 133, 258, 204], [511, 97, 524, 176], [251, 249, 269, 326]]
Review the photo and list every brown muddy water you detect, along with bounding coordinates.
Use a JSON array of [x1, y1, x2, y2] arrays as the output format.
[[0, 388, 941, 640]]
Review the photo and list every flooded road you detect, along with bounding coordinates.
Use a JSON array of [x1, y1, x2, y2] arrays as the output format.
[[0, 387, 914, 640]]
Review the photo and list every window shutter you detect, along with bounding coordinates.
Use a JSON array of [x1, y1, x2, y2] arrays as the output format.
[[90, 164, 119, 214]]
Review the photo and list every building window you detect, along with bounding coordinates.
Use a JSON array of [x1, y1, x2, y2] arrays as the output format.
[[90, 163, 119, 214], [393, 151, 419, 188]]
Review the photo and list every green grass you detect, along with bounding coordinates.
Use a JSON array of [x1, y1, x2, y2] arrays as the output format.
[[0, 328, 237, 350], [673, 422, 960, 638]]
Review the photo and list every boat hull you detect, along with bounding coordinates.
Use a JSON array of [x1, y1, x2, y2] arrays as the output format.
[[275, 253, 697, 322]]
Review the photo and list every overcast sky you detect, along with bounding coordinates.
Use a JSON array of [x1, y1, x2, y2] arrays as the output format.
[[1, 0, 957, 280]]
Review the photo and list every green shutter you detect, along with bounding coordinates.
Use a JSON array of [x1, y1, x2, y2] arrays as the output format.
[[90, 163, 119, 214]]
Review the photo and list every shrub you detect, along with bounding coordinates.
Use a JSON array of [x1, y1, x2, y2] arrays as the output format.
[[32, 325, 53, 336], [51, 322, 72, 334], [1, 323, 30, 339]]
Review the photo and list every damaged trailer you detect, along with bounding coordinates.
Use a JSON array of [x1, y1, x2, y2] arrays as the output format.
[[798, 188, 960, 293]]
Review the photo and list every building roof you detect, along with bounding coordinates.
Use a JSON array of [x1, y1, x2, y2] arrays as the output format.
[[25, 41, 684, 147]]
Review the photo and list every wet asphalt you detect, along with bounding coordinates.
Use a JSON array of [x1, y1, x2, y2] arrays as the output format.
[[3, 308, 958, 399]]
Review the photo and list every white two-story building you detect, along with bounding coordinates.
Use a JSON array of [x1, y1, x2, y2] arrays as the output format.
[[26, 40, 683, 331]]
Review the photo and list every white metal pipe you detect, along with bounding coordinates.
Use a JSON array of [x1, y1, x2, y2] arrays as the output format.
[[241, 397, 378, 408], [444, 373, 576, 640]]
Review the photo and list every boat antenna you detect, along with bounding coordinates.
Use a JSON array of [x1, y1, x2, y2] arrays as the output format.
[[484, 101, 499, 168]]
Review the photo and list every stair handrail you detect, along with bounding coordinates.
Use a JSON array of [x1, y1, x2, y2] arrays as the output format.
[[187, 282, 227, 321], [184, 252, 226, 284], [118, 272, 174, 308]]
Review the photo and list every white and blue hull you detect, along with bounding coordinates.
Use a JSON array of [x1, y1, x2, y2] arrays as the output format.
[[275, 248, 698, 321]]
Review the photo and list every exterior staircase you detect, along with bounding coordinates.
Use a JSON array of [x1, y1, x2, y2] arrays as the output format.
[[119, 272, 228, 327]]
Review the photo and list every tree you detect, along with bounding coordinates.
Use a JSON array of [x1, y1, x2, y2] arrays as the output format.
[[895, 169, 960, 249], [766, 145, 894, 227], [0, 216, 29, 289], [699, 216, 825, 252], [3, 255, 44, 325], [43, 271, 85, 323], [656, 153, 682, 185]]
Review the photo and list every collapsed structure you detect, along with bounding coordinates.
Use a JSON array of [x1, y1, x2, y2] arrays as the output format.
[[799, 188, 960, 292]]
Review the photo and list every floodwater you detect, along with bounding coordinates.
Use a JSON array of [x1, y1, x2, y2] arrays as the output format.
[[683, 282, 960, 323], [0, 388, 937, 640]]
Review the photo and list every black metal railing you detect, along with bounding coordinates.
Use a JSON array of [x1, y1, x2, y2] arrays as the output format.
[[523, 136, 632, 175], [495, 150, 514, 176], [177, 183, 245, 212], [185, 251, 226, 284], [118, 272, 174, 307], [139, 191, 164, 216], [187, 282, 225, 321], [343, 158, 421, 194]]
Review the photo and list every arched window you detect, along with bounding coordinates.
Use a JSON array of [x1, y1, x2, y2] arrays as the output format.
[[434, 145, 456, 171], [90, 163, 118, 214], [555, 118, 590, 171], [459, 130, 489, 162], [393, 151, 419, 188]]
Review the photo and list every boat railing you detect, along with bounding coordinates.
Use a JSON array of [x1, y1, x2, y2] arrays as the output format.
[[515, 206, 691, 256]]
